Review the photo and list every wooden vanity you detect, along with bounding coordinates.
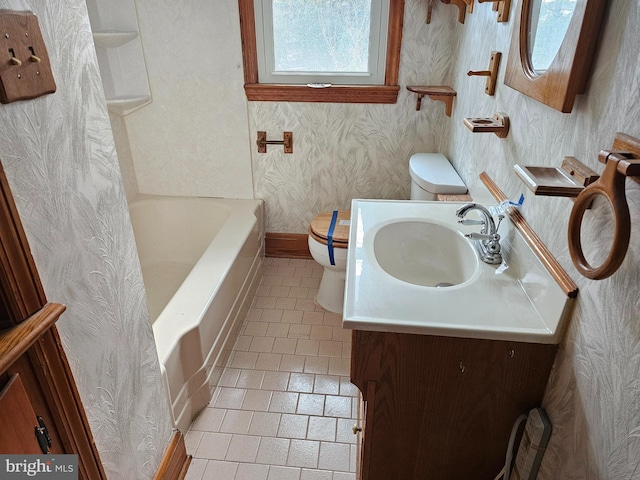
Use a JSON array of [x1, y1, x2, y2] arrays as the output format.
[[350, 330, 557, 480]]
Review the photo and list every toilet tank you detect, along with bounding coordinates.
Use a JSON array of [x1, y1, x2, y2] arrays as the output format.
[[409, 153, 468, 200]]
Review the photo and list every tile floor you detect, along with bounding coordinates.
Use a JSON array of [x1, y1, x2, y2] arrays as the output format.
[[184, 257, 359, 480]]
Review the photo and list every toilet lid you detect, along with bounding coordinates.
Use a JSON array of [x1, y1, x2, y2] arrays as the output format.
[[409, 153, 468, 194], [309, 211, 350, 247]]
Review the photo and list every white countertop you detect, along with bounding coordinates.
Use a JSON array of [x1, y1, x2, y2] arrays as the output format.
[[343, 200, 574, 344]]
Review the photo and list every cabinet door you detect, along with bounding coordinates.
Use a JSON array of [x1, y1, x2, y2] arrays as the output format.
[[0, 373, 49, 453], [351, 329, 557, 480]]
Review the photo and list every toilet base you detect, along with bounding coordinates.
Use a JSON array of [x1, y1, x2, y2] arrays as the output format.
[[316, 269, 346, 314]]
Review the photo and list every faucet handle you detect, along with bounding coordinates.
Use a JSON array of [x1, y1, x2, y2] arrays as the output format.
[[458, 218, 485, 226], [465, 232, 494, 241]]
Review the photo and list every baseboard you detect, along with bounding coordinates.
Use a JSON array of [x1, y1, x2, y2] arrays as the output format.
[[265, 232, 311, 258], [154, 430, 191, 480]]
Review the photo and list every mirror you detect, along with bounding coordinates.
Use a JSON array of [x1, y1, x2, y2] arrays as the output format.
[[505, 0, 607, 113], [528, 0, 577, 72]]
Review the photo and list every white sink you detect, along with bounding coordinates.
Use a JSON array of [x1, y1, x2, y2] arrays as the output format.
[[343, 200, 574, 344], [373, 221, 478, 287]]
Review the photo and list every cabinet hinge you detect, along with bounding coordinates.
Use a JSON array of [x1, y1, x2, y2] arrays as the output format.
[[34, 415, 52, 454]]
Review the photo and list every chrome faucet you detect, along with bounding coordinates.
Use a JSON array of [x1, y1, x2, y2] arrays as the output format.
[[455, 203, 503, 265]]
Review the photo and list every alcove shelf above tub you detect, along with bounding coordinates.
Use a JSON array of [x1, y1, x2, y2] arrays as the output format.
[[92, 28, 152, 114], [406, 86, 456, 116], [92, 30, 138, 48], [86, 0, 152, 116], [106, 95, 152, 115]]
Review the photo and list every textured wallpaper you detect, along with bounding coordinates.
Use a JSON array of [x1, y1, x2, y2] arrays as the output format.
[[90, 0, 640, 477], [247, 0, 640, 477], [250, 0, 460, 233], [447, 2, 640, 478], [0, 1, 173, 479], [18, 0, 640, 480]]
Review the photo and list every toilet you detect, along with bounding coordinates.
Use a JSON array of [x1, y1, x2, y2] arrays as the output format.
[[409, 153, 468, 200], [308, 153, 467, 313], [308, 210, 351, 313]]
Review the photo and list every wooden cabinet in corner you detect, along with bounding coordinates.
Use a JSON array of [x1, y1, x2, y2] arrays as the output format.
[[350, 330, 558, 480]]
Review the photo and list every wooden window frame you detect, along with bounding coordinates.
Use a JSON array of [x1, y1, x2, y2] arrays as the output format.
[[238, 0, 405, 104]]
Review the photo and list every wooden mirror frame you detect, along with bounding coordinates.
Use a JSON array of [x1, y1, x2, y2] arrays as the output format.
[[504, 0, 607, 113]]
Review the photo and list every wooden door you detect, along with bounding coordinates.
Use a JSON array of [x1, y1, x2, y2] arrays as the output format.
[[0, 160, 106, 479], [0, 373, 48, 454]]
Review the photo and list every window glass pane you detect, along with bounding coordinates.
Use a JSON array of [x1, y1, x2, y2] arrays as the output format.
[[272, 0, 372, 74]]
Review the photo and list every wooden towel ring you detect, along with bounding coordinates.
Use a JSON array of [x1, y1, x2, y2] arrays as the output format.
[[568, 151, 639, 280]]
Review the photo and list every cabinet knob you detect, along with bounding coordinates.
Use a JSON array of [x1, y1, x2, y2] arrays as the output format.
[[352, 424, 363, 434]]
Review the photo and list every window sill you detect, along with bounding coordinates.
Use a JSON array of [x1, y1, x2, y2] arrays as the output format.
[[244, 83, 400, 104]]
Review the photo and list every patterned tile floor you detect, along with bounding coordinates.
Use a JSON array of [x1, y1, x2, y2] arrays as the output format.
[[184, 257, 358, 480]]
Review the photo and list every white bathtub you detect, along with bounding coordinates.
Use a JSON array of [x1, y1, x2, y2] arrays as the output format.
[[129, 194, 264, 431]]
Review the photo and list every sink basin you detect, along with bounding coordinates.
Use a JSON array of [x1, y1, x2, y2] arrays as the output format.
[[344, 199, 574, 344], [373, 221, 478, 287]]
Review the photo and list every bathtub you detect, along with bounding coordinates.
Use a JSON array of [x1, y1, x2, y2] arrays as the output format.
[[129, 194, 264, 431]]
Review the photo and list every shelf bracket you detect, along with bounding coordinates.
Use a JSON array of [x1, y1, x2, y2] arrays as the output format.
[[407, 86, 456, 117], [440, 0, 474, 23], [477, 0, 511, 22]]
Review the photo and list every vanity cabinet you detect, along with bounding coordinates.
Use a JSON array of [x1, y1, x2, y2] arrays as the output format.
[[350, 330, 557, 480]]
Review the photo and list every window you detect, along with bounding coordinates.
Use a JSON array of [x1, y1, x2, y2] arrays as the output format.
[[238, 0, 405, 103]]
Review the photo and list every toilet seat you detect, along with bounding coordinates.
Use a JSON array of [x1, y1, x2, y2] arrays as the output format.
[[308, 210, 350, 248]]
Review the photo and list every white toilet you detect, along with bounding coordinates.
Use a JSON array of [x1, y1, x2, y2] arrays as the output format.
[[308, 153, 467, 313], [409, 153, 468, 200]]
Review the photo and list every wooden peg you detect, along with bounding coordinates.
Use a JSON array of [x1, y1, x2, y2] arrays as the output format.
[[467, 52, 501, 95]]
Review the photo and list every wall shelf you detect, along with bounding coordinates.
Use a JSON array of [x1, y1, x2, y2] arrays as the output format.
[[106, 95, 152, 116], [406, 86, 456, 116], [86, 0, 151, 116], [92, 31, 138, 48]]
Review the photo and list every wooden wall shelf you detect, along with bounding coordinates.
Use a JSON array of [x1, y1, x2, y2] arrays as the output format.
[[406, 86, 456, 116]]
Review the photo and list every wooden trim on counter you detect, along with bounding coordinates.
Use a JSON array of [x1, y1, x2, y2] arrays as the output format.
[[265, 233, 312, 259], [154, 430, 191, 480], [480, 172, 579, 298]]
